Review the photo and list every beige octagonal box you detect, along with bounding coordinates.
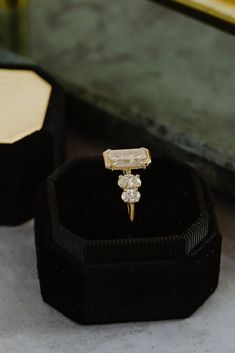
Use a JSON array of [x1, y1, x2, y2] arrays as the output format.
[[0, 64, 65, 225]]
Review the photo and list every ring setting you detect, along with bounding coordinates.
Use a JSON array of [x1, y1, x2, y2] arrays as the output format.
[[103, 148, 151, 222]]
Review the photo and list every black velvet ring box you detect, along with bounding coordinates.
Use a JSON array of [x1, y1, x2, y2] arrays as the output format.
[[35, 155, 222, 324], [0, 64, 65, 225]]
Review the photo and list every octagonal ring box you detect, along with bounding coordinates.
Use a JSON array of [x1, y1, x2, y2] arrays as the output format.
[[0, 64, 65, 225], [35, 155, 222, 324]]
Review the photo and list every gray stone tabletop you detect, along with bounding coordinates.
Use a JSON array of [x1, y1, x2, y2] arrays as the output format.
[[1, 0, 235, 197], [0, 131, 234, 353]]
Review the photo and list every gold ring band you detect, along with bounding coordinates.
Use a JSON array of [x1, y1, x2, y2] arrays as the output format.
[[127, 203, 135, 222]]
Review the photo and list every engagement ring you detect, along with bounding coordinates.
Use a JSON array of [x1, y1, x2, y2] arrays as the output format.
[[103, 148, 151, 222]]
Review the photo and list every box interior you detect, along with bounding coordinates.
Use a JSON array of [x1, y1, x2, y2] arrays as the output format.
[[55, 156, 201, 240]]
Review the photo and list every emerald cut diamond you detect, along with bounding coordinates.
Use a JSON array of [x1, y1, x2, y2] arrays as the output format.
[[103, 148, 151, 171]]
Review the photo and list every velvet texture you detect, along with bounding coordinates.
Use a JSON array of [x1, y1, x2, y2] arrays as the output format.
[[35, 155, 222, 324], [0, 64, 65, 225]]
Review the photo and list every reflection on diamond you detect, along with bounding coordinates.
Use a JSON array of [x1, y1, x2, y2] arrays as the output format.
[[121, 190, 141, 203]]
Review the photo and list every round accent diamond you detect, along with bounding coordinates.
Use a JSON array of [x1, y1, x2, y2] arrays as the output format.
[[121, 190, 141, 203], [118, 174, 141, 189]]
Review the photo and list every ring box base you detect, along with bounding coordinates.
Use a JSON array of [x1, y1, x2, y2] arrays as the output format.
[[35, 155, 221, 324]]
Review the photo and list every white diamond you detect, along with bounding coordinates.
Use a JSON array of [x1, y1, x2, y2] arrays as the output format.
[[103, 148, 151, 170], [118, 174, 141, 189], [121, 190, 141, 203]]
